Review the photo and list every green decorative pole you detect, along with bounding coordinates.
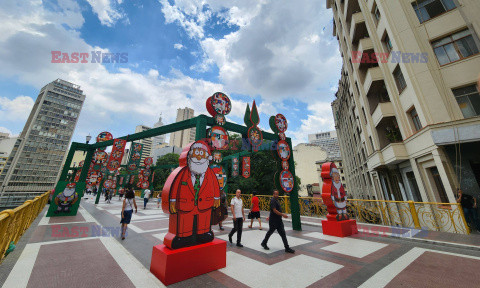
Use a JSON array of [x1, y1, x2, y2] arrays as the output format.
[[58, 142, 77, 182], [195, 115, 207, 141], [286, 137, 301, 231], [95, 175, 107, 204]]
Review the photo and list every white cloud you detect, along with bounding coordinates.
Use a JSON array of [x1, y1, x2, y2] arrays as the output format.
[[0, 127, 13, 135], [85, 0, 127, 27], [174, 43, 184, 50], [290, 101, 336, 145], [0, 96, 35, 122]]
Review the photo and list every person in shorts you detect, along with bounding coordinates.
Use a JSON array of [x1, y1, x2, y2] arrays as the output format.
[[120, 189, 137, 240], [248, 191, 262, 229]]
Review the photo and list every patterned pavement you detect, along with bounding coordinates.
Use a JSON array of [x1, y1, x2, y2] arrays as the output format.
[[1, 194, 480, 288]]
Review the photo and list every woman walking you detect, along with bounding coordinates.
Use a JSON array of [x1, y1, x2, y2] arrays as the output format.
[[120, 188, 137, 240]]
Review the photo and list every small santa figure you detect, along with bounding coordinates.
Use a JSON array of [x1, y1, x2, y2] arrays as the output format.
[[330, 167, 348, 221], [162, 141, 221, 249], [54, 183, 78, 214]]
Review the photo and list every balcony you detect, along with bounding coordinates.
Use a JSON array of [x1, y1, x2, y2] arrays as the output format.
[[366, 80, 390, 114], [364, 66, 383, 94], [372, 102, 395, 127], [350, 12, 365, 40], [358, 37, 373, 53], [376, 116, 403, 150], [381, 143, 408, 165]]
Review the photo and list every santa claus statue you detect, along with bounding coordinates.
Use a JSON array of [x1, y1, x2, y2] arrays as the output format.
[[331, 167, 348, 221], [162, 141, 221, 249], [54, 183, 78, 214]]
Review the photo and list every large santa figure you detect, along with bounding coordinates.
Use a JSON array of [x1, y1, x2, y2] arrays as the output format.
[[54, 183, 78, 214], [162, 141, 221, 249], [331, 167, 348, 221]]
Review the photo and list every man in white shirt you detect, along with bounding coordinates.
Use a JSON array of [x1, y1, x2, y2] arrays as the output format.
[[143, 188, 151, 209], [229, 189, 245, 247]]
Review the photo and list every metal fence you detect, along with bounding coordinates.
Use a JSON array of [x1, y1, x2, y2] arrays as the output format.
[[0, 191, 50, 262], [228, 194, 470, 235]]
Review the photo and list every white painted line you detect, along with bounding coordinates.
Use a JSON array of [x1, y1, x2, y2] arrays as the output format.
[[2, 243, 40, 288], [100, 237, 165, 287], [359, 247, 480, 288]]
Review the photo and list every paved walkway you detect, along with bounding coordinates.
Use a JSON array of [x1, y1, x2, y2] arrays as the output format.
[[1, 195, 480, 288]]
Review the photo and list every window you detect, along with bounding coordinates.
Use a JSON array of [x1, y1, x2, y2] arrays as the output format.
[[429, 167, 449, 203], [383, 34, 393, 53], [452, 84, 480, 118], [409, 108, 423, 131], [374, 5, 381, 23], [393, 66, 407, 93], [412, 0, 456, 23], [432, 30, 479, 65]]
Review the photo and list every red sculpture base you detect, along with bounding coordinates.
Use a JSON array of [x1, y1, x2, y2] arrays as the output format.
[[150, 239, 227, 286], [322, 219, 358, 237]]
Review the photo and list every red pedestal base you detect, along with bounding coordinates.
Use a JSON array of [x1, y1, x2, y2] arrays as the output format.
[[322, 219, 358, 237], [150, 239, 227, 286]]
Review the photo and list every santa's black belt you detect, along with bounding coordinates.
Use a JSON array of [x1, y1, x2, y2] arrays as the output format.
[[334, 197, 345, 202]]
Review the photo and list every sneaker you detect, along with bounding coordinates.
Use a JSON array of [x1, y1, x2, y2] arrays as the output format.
[[261, 243, 270, 250], [285, 247, 295, 253], [228, 235, 232, 244], [236, 243, 244, 247]]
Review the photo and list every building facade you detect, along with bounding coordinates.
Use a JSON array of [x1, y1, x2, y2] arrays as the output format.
[[0, 136, 18, 175], [134, 125, 153, 164], [169, 107, 196, 148], [292, 144, 328, 196], [152, 114, 166, 148], [0, 79, 85, 197], [327, 0, 480, 204]]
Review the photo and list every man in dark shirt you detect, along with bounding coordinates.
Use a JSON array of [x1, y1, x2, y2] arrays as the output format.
[[261, 190, 295, 253], [456, 189, 480, 232]]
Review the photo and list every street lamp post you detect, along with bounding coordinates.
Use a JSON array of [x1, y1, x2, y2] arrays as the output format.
[[84, 134, 92, 155]]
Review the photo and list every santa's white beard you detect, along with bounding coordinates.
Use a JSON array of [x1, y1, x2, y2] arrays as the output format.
[[189, 159, 209, 176], [63, 188, 75, 197], [333, 180, 342, 191]]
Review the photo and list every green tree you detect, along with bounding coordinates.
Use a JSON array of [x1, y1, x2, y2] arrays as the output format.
[[152, 153, 180, 190]]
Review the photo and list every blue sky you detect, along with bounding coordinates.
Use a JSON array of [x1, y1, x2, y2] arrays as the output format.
[[0, 0, 342, 145]]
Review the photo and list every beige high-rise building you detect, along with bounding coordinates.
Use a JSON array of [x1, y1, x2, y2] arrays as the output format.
[[327, 0, 480, 203], [135, 125, 153, 164], [169, 107, 196, 148]]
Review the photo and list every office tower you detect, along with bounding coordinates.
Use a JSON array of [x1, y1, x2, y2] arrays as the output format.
[[169, 107, 196, 148], [135, 125, 153, 164], [0, 79, 85, 197]]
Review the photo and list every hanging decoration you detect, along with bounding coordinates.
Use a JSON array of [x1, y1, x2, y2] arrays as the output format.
[[96, 131, 113, 151], [107, 139, 126, 171], [269, 113, 294, 193], [242, 156, 250, 178], [232, 157, 239, 177], [247, 100, 263, 151], [213, 151, 222, 163], [91, 150, 108, 171], [127, 143, 144, 171], [210, 164, 227, 190], [144, 157, 154, 168], [207, 126, 229, 150]]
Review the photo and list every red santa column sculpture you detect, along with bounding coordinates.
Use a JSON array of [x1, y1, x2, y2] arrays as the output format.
[[162, 140, 221, 249], [330, 167, 348, 221]]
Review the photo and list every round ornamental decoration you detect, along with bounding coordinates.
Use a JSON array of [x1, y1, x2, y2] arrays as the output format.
[[211, 92, 232, 115], [104, 179, 114, 189], [133, 143, 142, 152], [276, 140, 291, 160], [96, 132, 113, 151], [142, 169, 151, 178], [111, 150, 122, 159], [210, 164, 227, 190], [248, 126, 263, 148], [214, 114, 226, 126], [108, 160, 120, 170], [136, 181, 143, 188], [140, 181, 150, 189], [144, 157, 153, 166], [275, 114, 288, 133], [282, 160, 289, 171], [92, 151, 108, 170], [128, 164, 137, 171], [213, 151, 222, 163], [78, 160, 85, 167], [280, 170, 294, 193], [278, 132, 286, 141], [208, 126, 229, 150]]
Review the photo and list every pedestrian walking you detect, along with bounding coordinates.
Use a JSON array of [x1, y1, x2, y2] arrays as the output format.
[[156, 191, 161, 208], [261, 190, 295, 253], [120, 189, 137, 240], [119, 187, 124, 200], [93, 186, 97, 196], [143, 188, 151, 209], [457, 189, 480, 232], [219, 191, 228, 230], [248, 191, 262, 230], [228, 189, 245, 247]]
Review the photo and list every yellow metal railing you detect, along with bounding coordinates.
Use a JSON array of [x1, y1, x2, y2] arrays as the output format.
[[134, 190, 161, 198], [0, 191, 50, 262], [228, 194, 470, 235]]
